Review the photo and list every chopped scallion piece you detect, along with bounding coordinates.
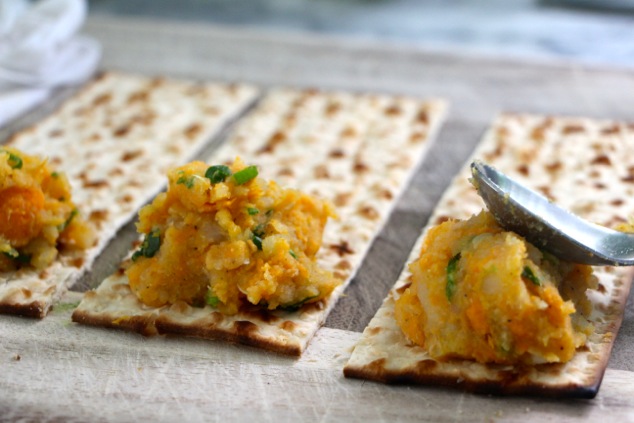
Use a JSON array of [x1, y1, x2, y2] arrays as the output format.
[[205, 292, 220, 308], [252, 224, 266, 237], [252, 235, 263, 250], [233, 165, 258, 185], [205, 165, 232, 184], [3, 250, 31, 264], [289, 250, 298, 259], [445, 252, 461, 301], [1, 150, 23, 169], [522, 266, 541, 286], [247, 207, 259, 215], [59, 209, 78, 232], [176, 175, 195, 189], [131, 228, 161, 261]]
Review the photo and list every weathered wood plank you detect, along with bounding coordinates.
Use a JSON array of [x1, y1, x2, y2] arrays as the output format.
[[1, 292, 633, 422]]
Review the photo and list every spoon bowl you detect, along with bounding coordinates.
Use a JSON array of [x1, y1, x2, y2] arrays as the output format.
[[470, 160, 634, 266]]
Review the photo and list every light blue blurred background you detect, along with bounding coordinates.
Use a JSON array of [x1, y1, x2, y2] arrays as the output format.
[[88, 0, 634, 68]]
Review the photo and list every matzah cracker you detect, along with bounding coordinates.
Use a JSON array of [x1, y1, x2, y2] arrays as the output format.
[[1, 72, 258, 318], [73, 89, 448, 355], [344, 113, 634, 398]]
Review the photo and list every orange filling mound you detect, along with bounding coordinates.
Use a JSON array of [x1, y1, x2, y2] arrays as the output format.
[[126, 158, 338, 315], [395, 211, 597, 365], [0, 147, 96, 271]]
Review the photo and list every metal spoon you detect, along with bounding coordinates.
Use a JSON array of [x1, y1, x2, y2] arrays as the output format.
[[470, 160, 634, 266]]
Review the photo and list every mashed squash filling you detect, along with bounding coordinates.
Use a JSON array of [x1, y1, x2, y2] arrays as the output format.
[[395, 211, 597, 365], [0, 147, 96, 271], [126, 158, 338, 315]]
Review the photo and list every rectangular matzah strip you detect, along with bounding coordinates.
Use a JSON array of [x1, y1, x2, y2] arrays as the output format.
[[344, 113, 634, 398], [0, 72, 259, 317], [73, 88, 448, 355]]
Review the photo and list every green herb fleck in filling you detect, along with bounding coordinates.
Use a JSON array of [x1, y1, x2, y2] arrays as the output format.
[[205, 165, 232, 184], [252, 235, 263, 250], [445, 252, 461, 301], [131, 228, 161, 261], [205, 292, 220, 308], [58, 209, 78, 232], [521, 265, 541, 286], [1, 150, 23, 169], [176, 171, 195, 189], [233, 165, 258, 185]]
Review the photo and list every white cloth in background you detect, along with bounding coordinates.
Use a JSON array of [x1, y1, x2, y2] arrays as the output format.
[[0, 0, 100, 127]]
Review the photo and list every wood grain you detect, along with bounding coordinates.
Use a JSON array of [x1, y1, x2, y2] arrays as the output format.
[[0, 292, 633, 422]]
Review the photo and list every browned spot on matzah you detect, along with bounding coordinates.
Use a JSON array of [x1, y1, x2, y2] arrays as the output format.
[[415, 108, 429, 124], [127, 90, 149, 103], [334, 271, 348, 280], [384, 105, 402, 116], [368, 327, 382, 335], [83, 180, 109, 189], [92, 93, 112, 106], [517, 164, 529, 176], [610, 199, 624, 206], [258, 131, 286, 154], [184, 123, 202, 140], [113, 124, 131, 138], [335, 260, 352, 270], [334, 193, 351, 207], [329, 148, 345, 158], [409, 131, 426, 144], [353, 159, 369, 174], [378, 189, 394, 200], [121, 150, 143, 162], [278, 167, 294, 177], [359, 205, 380, 220], [340, 126, 357, 138], [537, 186, 553, 200], [592, 154, 612, 166], [49, 129, 63, 137], [89, 209, 109, 225], [324, 101, 341, 116], [314, 165, 330, 179], [21, 288, 32, 299], [601, 125, 621, 135], [484, 145, 504, 161], [149, 77, 165, 87], [435, 215, 451, 224], [109, 168, 124, 177], [280, 321, 297, 331], [329, 241, 354, 257], [234, 320, 259, 337], [545, 161, 562, 173], [562, 124, 585, 134]]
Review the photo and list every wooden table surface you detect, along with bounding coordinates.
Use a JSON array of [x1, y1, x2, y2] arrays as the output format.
[[1, 15, 633, 422]]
